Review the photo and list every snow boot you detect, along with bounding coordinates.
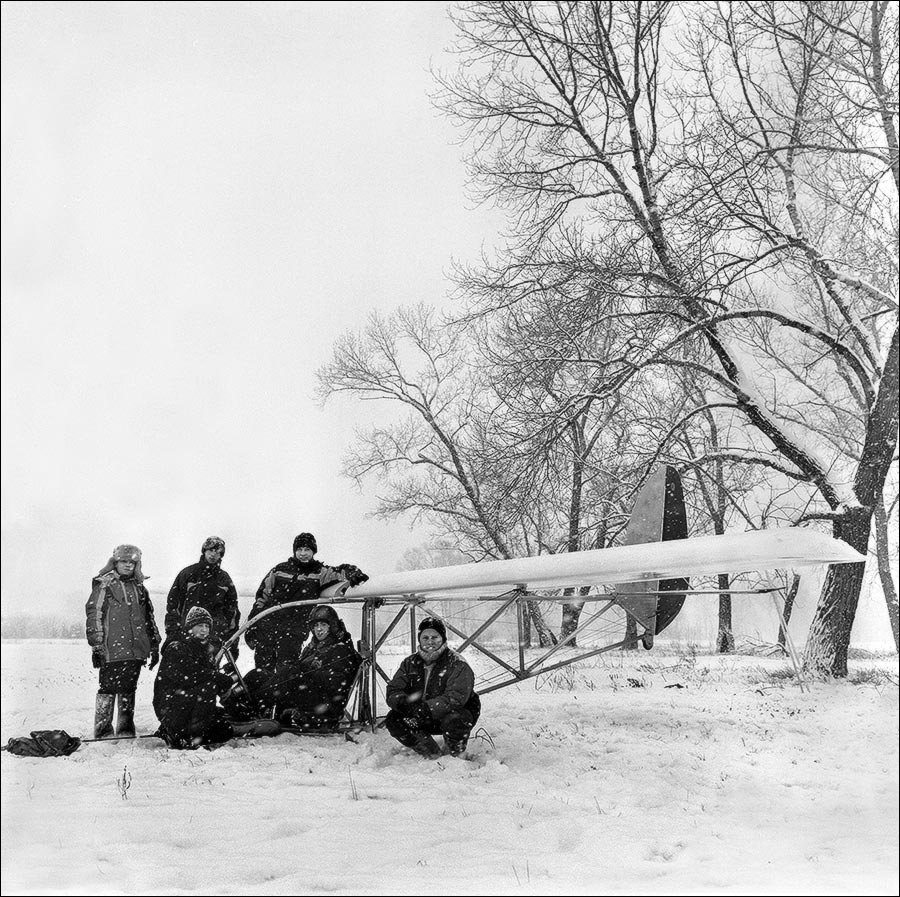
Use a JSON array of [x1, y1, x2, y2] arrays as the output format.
[[115, 693, 136, 737], [231, 719, 282, 738], [444, 735, 469, 757], [93, 693, 115, 739], [410, 733, 442, 758]]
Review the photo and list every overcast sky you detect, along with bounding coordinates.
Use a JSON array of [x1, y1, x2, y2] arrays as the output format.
[[2, 2, 501, 612]]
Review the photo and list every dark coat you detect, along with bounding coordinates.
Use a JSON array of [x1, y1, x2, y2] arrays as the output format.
[[86, 571, 160, 663], [164, 558, 240, 650], [386, 647, 479, 721], [255, 621, 362, 728], [153, 635, 234, 740], [246, 558, 345, 657]]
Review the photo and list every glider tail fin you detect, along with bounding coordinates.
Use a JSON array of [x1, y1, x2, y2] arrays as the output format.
[[615, 465, 689, 645]]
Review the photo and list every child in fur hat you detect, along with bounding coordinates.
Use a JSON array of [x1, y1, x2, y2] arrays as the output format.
[[85, 544, 160, 738]]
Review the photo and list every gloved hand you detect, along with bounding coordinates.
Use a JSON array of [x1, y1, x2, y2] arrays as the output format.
[[404, 700, 431, 728], [391, 689, 422, 710], [412, 701, 432, 725], [245, 632, 258, 651], [91, 647, 105, 669], [338, 564, 369, 587], [220, 676, 244, 701], [148, 649, 160, 670]]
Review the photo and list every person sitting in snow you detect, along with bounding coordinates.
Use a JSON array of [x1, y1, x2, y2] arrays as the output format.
[[226, 605, 362, 728], [277, 605, 362, 729], [85, 544, 161, 739], [385, 617, 481, 758], [245, 532, 368, 672], [153, 606, 277, 748], [163, 536, 240, 660]]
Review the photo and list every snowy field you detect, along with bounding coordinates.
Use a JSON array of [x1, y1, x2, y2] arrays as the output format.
[[1, 640, 897, 896]]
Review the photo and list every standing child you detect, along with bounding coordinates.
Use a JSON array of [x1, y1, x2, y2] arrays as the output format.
[[85, 544, 160, 738]]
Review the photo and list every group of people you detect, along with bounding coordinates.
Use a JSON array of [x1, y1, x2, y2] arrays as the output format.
[[85, 534, 480, 757]]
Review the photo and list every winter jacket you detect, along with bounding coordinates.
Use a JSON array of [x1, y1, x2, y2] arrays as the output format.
[[277, 622, 362, 726], [86, 570, 160, 663], [164, 558, 240, 649], [246, 558, 346, 655], [386, 647, 478, 721], [152, 635, 234, 730]]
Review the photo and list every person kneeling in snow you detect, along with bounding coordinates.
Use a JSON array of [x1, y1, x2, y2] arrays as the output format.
[[385, 617, 481, 758], [153, 606, 273, 748]]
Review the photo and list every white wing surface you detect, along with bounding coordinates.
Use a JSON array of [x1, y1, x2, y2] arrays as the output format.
[[343, 529, 864, 600]]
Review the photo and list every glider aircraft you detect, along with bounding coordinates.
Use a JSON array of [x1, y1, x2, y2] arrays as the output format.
[[216, 466, 866, 728]]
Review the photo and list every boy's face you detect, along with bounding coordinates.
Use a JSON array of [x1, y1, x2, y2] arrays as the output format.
[[189, 623, 211, 641], [115, 560, 136, 577], [204, 547, 223, 564], [294, 547, 315, 563], [313, 621, 330, 641]]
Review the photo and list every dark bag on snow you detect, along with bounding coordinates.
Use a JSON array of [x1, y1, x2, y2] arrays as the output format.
[[5, 729, 81, 757]]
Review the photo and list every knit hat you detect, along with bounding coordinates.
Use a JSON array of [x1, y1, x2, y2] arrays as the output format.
[[202, 536, 226, 556], [418, 617, 447, 643], [185, 606, 213, 630], [112, 544, 141, 563], [293, 532, 318, 554]]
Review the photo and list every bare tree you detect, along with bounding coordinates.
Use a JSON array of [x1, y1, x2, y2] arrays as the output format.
[[687, 1, 899, 670], [316, 304, 558, 646], [435, 0, 898, 674], [471, 285, 656, 642], [672, 396, 760, 653]]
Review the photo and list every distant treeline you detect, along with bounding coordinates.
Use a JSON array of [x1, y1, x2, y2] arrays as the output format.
[[2, 616, 82, 639]]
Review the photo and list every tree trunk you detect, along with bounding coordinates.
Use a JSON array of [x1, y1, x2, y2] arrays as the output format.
[[561, 428, 586, 645], [778, 573, 801, 650], [624, 613, 639, 650], [716, 573, 734, 653], [519, 600, 532, 648], [805, 326, 898, 675], [804, 509, 871, 676], [561, 584, 590, 646], [560, 592, 584, 646], [873, 497, 899, 652], [528, 602, 557, 648]]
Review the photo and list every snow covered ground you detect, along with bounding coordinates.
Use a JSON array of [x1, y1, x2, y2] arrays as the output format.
[[2, 640, 897, 896]]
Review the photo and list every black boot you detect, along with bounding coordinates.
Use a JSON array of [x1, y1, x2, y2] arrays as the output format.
[[94, 693, 115, 739], [410, 734, 441, 758], [116, 693, 136, 737], [231, 719, 282, 738], [444, 735, 469, 757]]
